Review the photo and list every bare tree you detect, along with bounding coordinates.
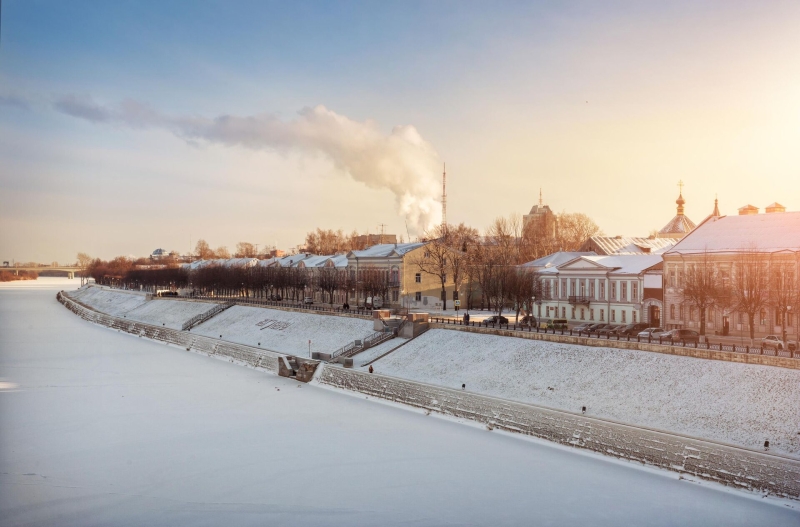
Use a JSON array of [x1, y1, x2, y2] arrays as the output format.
[[76, 252, 93, 267], [732, 250, 770, 341], [235, 242, 258, 258], [768, 260, 799, 344], [679, 252, 724, 336], [556, 212, 601, 252], [194, 239, 215, 260], [410, 225, 456, 310], [215, 246, 231, 259], [317, 267, 341, 305]]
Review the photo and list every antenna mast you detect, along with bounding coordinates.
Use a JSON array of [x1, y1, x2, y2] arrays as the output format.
[[441, 162, 447, 236]]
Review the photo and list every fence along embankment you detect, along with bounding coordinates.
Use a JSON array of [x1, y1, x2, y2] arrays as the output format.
[[58, 291, 282, 373], [317, 365, 800, 501], [429, 321, 800, 371]]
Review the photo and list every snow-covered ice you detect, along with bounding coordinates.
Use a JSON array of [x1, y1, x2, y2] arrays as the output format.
[[190, 304, 375, 356], [368, 329, 800, 455], [2, 279, 797, 525]]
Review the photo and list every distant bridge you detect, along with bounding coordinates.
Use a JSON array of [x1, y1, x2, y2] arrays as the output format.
[[2, 265, 86, 279]]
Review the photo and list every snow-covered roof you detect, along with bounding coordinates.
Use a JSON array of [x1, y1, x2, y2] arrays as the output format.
[[349, 242, 425, 258], [558, 254, 663, 275], [298, 255, 334, 268], [665, 211, 800, 255], [275, 254, 318, 267], [327, 254, 349, 268], [520, 252, 596, 269], [658, 214, 696, 236], [581, 236, 676, 255]]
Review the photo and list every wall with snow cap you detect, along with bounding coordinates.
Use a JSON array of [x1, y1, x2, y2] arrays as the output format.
[[58, 291, 283, 373], [318, 365, 800, 500]]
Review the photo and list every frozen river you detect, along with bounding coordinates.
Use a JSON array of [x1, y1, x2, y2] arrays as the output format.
[[1, 279, 797, 526]]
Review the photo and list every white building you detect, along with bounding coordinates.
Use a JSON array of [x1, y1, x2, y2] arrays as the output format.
[[535, 253, 663, 327]]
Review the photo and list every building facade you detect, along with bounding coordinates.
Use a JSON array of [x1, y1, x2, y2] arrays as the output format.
[[535, 254, 663, 327], [662, 203, 800, 339]]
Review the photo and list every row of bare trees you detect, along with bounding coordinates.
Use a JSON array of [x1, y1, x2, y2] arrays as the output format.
[[411, 220, 545, 319], [679, 251, 799, 340]]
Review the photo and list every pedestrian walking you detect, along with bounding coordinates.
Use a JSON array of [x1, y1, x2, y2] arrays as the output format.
[[369, 365, 374, 374]]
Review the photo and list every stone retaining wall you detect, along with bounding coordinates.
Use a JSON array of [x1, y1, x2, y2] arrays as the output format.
[[58, 291, 283, 373], [430, 323, 800, 370], [318, 365, 800, 500]]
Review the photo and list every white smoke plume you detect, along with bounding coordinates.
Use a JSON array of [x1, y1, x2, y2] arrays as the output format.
[[54, 95, 443, 232]]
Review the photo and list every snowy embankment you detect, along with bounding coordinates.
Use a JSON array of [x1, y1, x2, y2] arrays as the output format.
[[68, 286, 217, 329], [191, 305, 375, 356], [367, 329, 800, 456]]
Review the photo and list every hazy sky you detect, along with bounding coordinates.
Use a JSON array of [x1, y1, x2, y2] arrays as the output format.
[[2, 0, 799, 263]]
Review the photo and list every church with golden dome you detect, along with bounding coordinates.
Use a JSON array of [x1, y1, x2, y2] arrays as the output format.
[[657, 181, 696, 240]]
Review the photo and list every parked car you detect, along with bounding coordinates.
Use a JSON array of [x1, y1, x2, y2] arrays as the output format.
[[482, 315, 509, 325], [761, 335, 798, 352], [637, 327, 667, 339], [303, 297, 314, 305], [666, 329, 700, 344], [585, 323, 609, 335], [520, 315, 537, 326], [614, 323, 650, 337], [573, 323, 594, 333], [546, 318, 569, 330], [596, 325, 621, 337]]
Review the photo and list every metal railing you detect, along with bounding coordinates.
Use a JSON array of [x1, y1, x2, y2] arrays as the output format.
[[182, 300, 235, 331], [429, 316, 798, 359], [193, 295, 373, 319]]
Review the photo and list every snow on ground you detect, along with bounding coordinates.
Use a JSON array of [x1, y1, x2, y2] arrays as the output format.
[[67, 285, 220, 329], [1, 282, 796, 526], [192, 305, 375, 356], [118, 298, 218, 329], [350, 338, 401, 367], [369, 329, 800, 455], [68, 285, 148, 316]]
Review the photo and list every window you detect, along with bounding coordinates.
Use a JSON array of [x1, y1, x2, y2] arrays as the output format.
[[669, 270, 676, 287], [391, 269, 398, 283], [571, 307, 576, 319], [580, 308, 585, 320], [571, 279, 576, 295], [631, 283, 638, 302], [600, 281, 605, 300], [611, 281, 617, 301], [632, 311, 637, 323], [415, 273, 421, 283], [424, 251, 431, 258], [611, 309, 616, 322], [415, 292, 421, 301], [561, 307, 566, 318], [590, 308, 595, 321], [760, 309, 767, 325], [621, 282, 627, 302], [600, 309, 605, 321], [679, 305, 684, 320], [621, 310, 627, 323], [561, 279, 567, 298], [590, 280, 595, 299], [392, 290, 399, 302]]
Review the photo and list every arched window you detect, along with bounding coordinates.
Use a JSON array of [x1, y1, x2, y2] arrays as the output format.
[[670, 304, 675, 320]]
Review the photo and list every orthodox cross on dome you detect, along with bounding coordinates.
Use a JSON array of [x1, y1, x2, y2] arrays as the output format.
[[539, 188, 543, 206], [677, 180, 684, 195]]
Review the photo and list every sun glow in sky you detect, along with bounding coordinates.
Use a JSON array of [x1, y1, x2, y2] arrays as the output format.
[[1, 0, 799, 262]]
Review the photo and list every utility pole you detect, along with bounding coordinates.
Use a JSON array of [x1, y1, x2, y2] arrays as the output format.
[[441, 162, 447, 237]]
